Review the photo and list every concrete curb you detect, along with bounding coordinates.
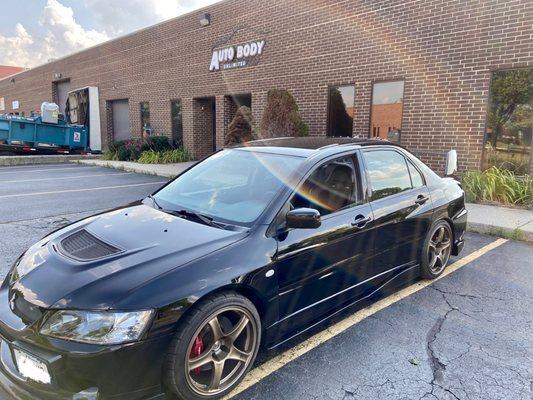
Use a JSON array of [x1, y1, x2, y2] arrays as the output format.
[[72, 159, 196, 179], [467, 222, 533, 243], [0, 155, 100, 166]]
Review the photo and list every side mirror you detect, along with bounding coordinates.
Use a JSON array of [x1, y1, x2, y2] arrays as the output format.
[[286, 208, 321, 229], [444, 150, 458, 176]]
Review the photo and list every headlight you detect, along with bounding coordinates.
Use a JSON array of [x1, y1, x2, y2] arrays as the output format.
[[12, 244, 51, 282], [40, 310, 154, 345]]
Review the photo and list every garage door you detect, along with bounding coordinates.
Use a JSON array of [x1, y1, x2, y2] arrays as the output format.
[[56, 80, 71, 115], [111, 99, 130, 141]]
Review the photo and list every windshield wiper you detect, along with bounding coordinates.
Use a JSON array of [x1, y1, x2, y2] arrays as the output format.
[[172, 209, 227, 229], [148, 195, 228, 229], [147, 194, 162, 209]]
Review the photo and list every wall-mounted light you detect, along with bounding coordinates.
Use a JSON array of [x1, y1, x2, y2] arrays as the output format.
[[199, 12, 211, 27], [10, 78, 15, 83]]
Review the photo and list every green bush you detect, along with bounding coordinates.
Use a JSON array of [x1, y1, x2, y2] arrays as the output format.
[[137, 148, 191, 164], [225, 106, 255, 146], [103, 136, 173, 161], [259, 89, 309, 138], [461, 167, 532, 208], [146, 136, 172, 152]]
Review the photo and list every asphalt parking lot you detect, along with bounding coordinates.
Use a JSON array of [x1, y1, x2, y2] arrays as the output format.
[[0, 163, 531, 400]]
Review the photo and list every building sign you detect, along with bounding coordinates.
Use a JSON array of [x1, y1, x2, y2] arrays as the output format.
[[12, 100, 19, 110], [0, 97, 4, 111], [209, 40, 266, 72]]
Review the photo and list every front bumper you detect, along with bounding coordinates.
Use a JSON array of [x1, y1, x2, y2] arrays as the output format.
[[0, 291, 172, 399]]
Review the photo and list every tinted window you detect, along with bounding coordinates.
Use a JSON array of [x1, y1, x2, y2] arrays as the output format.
[[291, 156, 357, 216], [482, 68, 532, 174], [171, 99, 183, 146], [370, 81, 404, 143], [364, 150, 412, 200], [327, 86, 355, 137], [407, 159, 424, 187], [140, 101, 150, 133]]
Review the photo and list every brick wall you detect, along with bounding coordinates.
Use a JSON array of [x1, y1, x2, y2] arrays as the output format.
[[0, 0, 531, 169]]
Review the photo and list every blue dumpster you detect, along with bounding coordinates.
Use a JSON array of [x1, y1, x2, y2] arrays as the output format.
[[0, 115, 88, 152]]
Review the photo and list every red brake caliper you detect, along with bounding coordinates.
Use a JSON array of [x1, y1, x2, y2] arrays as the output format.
[[190, 336, 205, 375]]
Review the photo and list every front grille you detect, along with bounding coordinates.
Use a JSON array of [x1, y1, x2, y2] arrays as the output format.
[[58, 229, 121, 261]]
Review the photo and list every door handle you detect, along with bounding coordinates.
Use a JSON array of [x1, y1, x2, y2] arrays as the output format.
[[415, 195, 429, 205], [351, 215, 372, 228]]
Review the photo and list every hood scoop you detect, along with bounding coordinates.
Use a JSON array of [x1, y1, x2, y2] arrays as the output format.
[[57, 229, 123, 262]]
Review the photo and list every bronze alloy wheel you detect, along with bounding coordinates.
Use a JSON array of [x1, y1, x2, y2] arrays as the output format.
[[427, 223, 453, 275], [184, 305, 258, 396]]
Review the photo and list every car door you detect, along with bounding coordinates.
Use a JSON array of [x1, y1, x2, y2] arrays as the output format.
[[362, 148, 433, 283], [271, 153, 375, 336]]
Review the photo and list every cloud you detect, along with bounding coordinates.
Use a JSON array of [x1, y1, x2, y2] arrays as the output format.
[[41, 0, 109, 57], [83, 0, 220, 36], [0, 0, 108, 67], [0, 23, 35, 67], [0, 0, 220, 68]]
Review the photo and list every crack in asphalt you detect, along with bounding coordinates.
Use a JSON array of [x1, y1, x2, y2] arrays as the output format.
[[423, 286, 470, 400]]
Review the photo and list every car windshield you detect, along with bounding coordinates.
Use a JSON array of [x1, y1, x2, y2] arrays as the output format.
[[153, 149, 304, 226]]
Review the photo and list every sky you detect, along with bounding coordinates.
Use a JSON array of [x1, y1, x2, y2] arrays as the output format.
[[0, 0, 221, 68]]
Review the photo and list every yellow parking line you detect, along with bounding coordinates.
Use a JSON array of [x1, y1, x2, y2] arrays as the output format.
[[225, 238, 508, 399], [0, 181, 167, 198]]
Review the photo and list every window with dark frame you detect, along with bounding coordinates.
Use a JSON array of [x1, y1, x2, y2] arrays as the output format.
[[370, 81, 404, 143], [482, 68, 532, 174], [140, 101, 150, 134], [407, 159, 424, 188], [327, 85, 355, 137], [171, 99, 183, 147], [364, 150, 412, 201], [291, 156, 358, 216]]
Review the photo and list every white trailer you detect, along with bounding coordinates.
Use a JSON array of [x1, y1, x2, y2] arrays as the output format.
[[66, 86, 102, 152]]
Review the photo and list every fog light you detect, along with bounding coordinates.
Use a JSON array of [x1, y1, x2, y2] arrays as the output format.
[[13, 348, 51, 384]]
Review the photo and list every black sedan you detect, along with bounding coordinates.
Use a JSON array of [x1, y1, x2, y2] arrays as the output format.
[[0, 138, 467, 400]]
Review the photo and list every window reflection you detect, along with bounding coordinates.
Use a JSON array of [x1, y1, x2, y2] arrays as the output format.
[[370, 81, 404, 142], [171, 99, 183, 146], [483, 69, 532, 174], [140, 101, 151, 136], [327, 85, 355, 137], [364, 150, 412, 200]]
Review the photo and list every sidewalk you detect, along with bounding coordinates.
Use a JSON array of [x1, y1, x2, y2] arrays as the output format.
[[72, 159, 533, 242], [73, 159, 196, 178], [466, 203, 533, 242]]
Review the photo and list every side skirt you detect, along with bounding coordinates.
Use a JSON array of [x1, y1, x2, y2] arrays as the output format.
[[265, 264, 420, 350]]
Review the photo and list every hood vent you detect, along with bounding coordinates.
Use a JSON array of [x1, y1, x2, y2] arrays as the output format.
[[58, 229, 122, 261]]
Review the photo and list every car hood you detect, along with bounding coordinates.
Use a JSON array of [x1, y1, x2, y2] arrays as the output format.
[[11, 204, 248, 310]]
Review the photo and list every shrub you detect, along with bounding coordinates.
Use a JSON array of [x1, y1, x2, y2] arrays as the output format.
[[461, 167, 532, 208], [145, 136, 172, 152], [225, 106, 255, 146], [137, 148, 191, 164], [259, 89, 308, 138], [103, 136, 173, 161]]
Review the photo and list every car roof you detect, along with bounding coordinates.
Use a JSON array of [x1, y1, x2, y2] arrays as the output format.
[[233, 137, 401, 157]]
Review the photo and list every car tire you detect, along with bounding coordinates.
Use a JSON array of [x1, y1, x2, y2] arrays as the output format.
[[164, 292, 261, 400], [420, 220, 453, 279]]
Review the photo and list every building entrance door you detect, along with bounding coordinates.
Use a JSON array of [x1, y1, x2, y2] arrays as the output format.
[[111, 99, 130, 141]]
